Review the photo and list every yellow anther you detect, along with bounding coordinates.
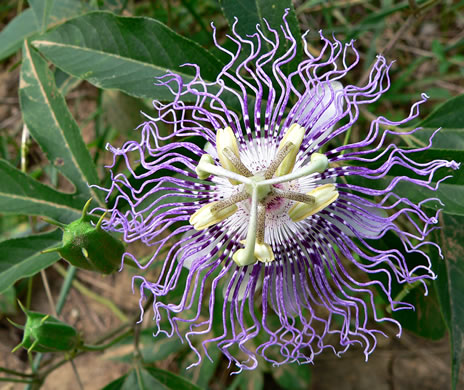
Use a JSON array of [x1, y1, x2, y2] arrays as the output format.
[[275, 123, 305, 177], [216, 127, 241, 185], [288, 183, 339, 222], [189, 202, 238, 230]]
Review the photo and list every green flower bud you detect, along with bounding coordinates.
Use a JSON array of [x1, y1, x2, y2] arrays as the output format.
[[12, 302, 79, 354], [44, 199, 125, 274]]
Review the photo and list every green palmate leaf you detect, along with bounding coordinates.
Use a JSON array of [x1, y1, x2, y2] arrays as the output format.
[[0, 159, 82, 223], [29, 0, 54, 32], [55, 67, 81, 96], [102, 375, 127, 390], [103, 367, 203, 390], [228, 369, 263, 390], [433, 214, 464, 390], [0, 285, 17, 315], [271, 363, 312, 390], [144, 367, 203, 390], [0, 9, 38, 60], [122, 368, 163, 390], [32, 11, 224, 101], [350, 147, 463, 217], [418, 94, 464, 129], [0, 0, 92, 60], [413, 94, 464, 150], [376, 232, 446, 340], [219, 0, 302, 73], [108, 330, 184, 363], [20, 41, 100, 200], [0, 230, 62, 294], [140, 337, 184, 364], [180, 346, 221, 388], [391, 181, 464, 217], [415, 128, 464, 151], [393, 283, 446, 340]]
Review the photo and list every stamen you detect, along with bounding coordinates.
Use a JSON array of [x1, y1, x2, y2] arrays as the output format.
[[196, 154, 253, 185], [223, 148, 253, 177], [210, 191, 249, 213], [272, 188, 315, 204], [190, 201, 238, 230], [256, 203, 266, 244], [262, 153, 328, 186], [264, 142, 294, 179], [275, 123, 306, 177], [254, 203, 275, 262], [289, 183, 339, 222], [216, 127, 242, 185]]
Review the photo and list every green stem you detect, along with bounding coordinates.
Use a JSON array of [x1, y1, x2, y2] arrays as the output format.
[[339, 126, 352, 156], [26, 277, 33, 309], [0, 377, 36, 384], [386, 279, 426, 314], [80, 329, 132, 351], [0, 367, 34, 377], [40, 295, 153, 383], [56, 266, 77, 313], [53, 264, 128, 322]]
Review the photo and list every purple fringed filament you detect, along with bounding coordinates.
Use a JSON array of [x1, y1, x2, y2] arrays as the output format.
[[98, 11, 459, 371]]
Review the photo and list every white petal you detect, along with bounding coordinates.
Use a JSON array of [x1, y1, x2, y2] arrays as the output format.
[[223, 264, 262, 302], [293, 81, 344, 143], [326, 203, 388, 238], [203, 141, 217, 157], [177, 230, 218, 270]]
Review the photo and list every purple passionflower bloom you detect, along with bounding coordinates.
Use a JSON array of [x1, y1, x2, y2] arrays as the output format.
[[98, 11, 458, 371]]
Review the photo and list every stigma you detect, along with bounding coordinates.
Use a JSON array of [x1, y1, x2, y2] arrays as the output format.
[[189, 125, 339, 266]]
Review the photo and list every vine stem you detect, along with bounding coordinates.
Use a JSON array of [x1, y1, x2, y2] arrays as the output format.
[[80, 329, 133, 351], [0, 377, 36, 384], [53, 264, 128, 322], [0, 367, 34, 378], [70, 360, 84, 390], [25, 266, 77, 390], [40, 270, 57, 317], [39, 295, 153, 381]]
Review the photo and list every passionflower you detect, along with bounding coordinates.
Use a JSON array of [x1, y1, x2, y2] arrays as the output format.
[[97, 10, 459, 371]]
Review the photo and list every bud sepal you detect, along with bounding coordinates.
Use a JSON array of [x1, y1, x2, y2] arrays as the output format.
[[44, 199, 125, 274], [12, 302, 79, 354]]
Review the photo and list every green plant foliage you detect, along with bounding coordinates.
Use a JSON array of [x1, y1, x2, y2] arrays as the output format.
[[32, 11, 224, 101], [0, 159, 83, 222], [0, 230, 62, 294], [219, 0, 302, 73], [102, 367, 203, 390], [0, 285, 17, 315], [228, 369, 264, 390], [415, 94, 464, 150], [433, 214, 464, 390], [271, 363, 312, 390], [20, 41, 100, 199], [0, 0, 93, 60]]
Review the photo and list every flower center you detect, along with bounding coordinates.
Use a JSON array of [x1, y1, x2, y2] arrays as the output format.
[[189, 124, 339, 267]]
